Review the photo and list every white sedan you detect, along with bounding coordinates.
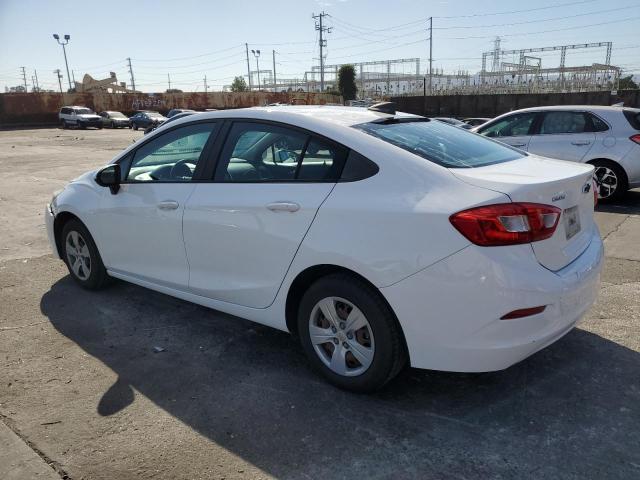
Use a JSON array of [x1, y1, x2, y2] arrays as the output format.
[[46, 105, 603, 392]]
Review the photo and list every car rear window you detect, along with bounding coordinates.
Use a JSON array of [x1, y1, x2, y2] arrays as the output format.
[[623, 109, 640, 130], [354, 119, 524, 168]]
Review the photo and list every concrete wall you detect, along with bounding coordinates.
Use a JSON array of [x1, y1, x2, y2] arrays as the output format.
[[391, 90, 640, 118], [0, 91, 341, 126]]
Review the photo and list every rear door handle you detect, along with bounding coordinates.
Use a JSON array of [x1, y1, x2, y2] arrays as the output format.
[[571, 141, 591, 146], [157, 200, 179, 210], [266, 201, 300, 213]]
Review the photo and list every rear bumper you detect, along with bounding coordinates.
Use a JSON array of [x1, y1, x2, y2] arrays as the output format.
[[381, 224, 603, 372], [45, 203, 60, 259]]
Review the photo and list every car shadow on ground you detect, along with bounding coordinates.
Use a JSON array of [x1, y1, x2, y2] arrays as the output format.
[[41, 276, 640, 479], [596, 189, 640, 214]]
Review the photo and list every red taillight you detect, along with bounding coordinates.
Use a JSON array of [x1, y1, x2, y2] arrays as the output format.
[[500, 305, 546, 320], [630, 134, 640, 145], [449, 203, 561, 246]]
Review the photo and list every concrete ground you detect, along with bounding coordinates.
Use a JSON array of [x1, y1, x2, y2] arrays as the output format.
[[0, 127, 639, 480]]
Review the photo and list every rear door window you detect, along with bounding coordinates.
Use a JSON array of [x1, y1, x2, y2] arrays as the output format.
[[355, 119, 524, 168], [539, 111, 588, 134]]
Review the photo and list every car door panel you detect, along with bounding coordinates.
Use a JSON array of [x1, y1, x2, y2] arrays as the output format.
[[91, 121, 218, 289], [183, 183, 334, 308], [94, 183, 196, 289]]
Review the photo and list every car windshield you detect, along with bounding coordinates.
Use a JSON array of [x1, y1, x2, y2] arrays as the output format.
[[75, 108, 94, 115], [110, 112, 127, 118], [354, 119, 524, 168], [146, 112, 163, 118]]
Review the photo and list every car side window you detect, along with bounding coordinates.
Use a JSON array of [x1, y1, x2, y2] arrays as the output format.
[[297, 138, 347, 181], [588, 113, 609, 132], [479, 113, 537, 138], [125, 122, 216, 182], [217, 123, 308, 182], [539, 111, 587, 134]]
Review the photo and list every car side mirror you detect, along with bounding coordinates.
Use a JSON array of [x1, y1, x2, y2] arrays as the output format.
[[95, 164, 121, 194]]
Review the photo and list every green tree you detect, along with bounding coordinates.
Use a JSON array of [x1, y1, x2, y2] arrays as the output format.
[[337, 65, 357, 102], [619, 75, 638, 90], [230, 76, 248, 92]]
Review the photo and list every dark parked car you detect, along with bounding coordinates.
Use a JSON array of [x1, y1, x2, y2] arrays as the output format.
[[129, 111, 167, 130], [463, 117, 491, 127], [144, 111, 196, 134], [99, 111, 129, 128], [434, 117, 473, 130], [166, 108, 195, 118]]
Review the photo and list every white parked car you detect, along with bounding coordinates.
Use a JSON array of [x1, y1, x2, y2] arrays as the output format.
[[46, 105, 603, 392], [59, 106, 103, 129], [472, 105, 640, 201]]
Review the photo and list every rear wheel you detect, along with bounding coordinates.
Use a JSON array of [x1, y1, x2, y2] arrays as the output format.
[[61, 219, 109, 290], [592, 160, 627, 202], [297, 274, 407, 392], [132, 123, 138, 131]]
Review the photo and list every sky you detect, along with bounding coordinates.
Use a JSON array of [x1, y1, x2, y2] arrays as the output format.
[[0, 0, 639, 92]]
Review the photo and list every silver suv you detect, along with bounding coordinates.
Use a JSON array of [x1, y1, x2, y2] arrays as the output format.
[[59, 106, 103, 130], [473, 106, 640, 200]]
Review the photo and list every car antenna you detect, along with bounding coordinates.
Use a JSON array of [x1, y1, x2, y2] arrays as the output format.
[[368, 102, 396, 115]]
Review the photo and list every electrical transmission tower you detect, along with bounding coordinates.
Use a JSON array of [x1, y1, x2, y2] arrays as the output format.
[[20, 67, 28, 91], [312, 11, 331, 92]]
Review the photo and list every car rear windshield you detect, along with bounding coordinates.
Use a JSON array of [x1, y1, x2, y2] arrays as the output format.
[[75, 108, 93, 114], [623, 109, 640, 130], [354, 119, 524, 168]]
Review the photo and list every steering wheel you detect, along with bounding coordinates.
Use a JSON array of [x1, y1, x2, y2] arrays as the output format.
[[170, 159, 196, 180]]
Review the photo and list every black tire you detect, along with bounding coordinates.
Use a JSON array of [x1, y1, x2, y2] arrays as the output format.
[[110, 121, 116, 129], [297, 273, 407, 393], [79, 122, 86, 130], [97, 125, 103, 129], [132, 123, 138, 131], [592, 159, 628, 202], [61, 120, 67, 129], [60, 219, 110, 290]]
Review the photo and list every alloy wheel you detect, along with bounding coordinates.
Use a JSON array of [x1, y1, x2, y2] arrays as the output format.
[[308, 296, 375, 376], [65, 230, 91, 281], [594, 165, 618, 199]]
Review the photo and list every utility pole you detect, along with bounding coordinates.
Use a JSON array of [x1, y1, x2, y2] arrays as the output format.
[[20, 66, 28, 91], [427, 17, 433, 96], [33, 69, 39, 91], [52, 34, 72, 91], [127, 57, 136, 91], [313, 11, 331, 92], [245, 43, 252, 91], [54, 69, 63, 94], [167, 73, 171, 91], [272, 50, 277, 92], [204, 75, 208, 93]]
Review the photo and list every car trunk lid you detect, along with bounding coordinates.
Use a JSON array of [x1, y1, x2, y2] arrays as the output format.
[[450, 155, 596, 271]]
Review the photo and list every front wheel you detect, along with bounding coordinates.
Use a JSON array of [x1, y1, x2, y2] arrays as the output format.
[[297, 274, 407, 393], [592, 160, 628, 202], [132, 123, 138, 131], [61, 219, 110, 290]]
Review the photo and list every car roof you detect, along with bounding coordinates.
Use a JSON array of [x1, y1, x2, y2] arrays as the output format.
[[508, 105, 636, 113], [182, 105, 418, 128]]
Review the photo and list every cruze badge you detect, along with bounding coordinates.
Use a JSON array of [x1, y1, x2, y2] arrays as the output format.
[[552, 192, 566, 202], [582, 182, 591, 194]]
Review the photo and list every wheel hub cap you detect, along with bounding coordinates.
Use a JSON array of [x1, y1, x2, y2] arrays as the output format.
[[308, 296, 375, 377], [65, 230, 91, 281]]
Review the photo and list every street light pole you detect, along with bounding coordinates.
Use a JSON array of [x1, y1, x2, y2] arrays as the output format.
[[251, 49, 261, 91], [53, 34, 72, 91]]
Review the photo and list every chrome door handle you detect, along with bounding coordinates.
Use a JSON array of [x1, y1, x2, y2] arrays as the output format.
[[266, 201, 300, 213], [571, 141, 591, 146], [509, 143, 526, 147], [157, 200, 179, 210]]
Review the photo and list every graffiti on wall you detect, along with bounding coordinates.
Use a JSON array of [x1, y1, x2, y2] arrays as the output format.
[[131, 96, 166, 111]]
